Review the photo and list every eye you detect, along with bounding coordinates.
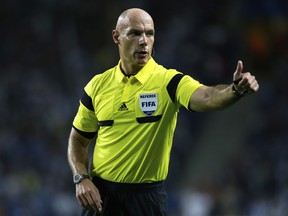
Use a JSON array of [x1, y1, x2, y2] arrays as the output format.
[[146, 31, 154, 37], [129, 30, 141, 36]]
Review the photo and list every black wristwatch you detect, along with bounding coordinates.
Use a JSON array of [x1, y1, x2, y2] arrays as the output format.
[[232, 84, 243, 98], [73, 174, 91, 184], [232, 78, 247, 98]]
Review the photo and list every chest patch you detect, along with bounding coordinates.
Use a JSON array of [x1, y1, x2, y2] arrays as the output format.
[[139, 93, 158, 116]]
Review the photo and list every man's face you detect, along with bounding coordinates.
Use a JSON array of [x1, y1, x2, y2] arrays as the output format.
[[116, 15, 155, 70]]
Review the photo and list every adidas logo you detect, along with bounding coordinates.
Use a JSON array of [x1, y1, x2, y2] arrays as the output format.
[[118, 103, 128, 111]]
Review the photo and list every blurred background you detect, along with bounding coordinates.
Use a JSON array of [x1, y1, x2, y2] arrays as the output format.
[[1, 0, 288, 215]]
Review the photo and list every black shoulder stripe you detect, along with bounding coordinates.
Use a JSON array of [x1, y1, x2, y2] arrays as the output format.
[[81, 91, 94, 111], [73, 126, 97, 139], [166, 74, 184, 102]]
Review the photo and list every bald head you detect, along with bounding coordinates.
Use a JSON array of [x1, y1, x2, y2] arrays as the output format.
[[112, 8, 155, 75], [115, 8, 154, 32]]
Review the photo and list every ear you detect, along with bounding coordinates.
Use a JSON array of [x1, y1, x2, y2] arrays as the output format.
[[112, 30, 120, 44]]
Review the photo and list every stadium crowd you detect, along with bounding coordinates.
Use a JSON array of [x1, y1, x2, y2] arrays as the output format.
[[1, 0, 288, 215]]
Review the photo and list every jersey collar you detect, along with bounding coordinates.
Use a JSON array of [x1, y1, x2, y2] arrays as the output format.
[[115, 58, 157, 84]]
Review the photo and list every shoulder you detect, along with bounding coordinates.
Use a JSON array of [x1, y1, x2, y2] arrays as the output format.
[[90, 67, 115, 83], [153, 62, 183, 82], [84, 66, 116, 95]]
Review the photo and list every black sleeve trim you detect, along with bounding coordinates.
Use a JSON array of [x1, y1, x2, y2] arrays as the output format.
[[98, 120, 114, 126], [73, 126, 97, 139], [136, 115, 162, 124], [81, 91, 94, 111], [166, 74, 184, 102]]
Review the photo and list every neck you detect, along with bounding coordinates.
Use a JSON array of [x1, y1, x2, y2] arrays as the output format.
[[120, 63, 143, 77]]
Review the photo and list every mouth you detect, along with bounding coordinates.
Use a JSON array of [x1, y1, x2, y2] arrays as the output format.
[[136, 51, 149, 58]]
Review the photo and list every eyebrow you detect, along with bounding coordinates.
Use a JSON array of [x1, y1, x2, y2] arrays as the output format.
[[127, 28, 154, 34]]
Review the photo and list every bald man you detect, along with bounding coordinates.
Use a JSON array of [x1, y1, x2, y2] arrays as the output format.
[[68, 8, 259, 216]]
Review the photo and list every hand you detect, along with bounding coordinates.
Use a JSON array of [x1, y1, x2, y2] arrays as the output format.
[[233, 60, 259, 95], [76, 179, 103, 212]]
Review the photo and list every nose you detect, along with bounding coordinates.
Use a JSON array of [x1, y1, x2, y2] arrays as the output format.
[[139, 33, 148, 46]]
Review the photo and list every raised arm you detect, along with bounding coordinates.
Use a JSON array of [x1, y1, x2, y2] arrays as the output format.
[[189, 60, 259, 112]]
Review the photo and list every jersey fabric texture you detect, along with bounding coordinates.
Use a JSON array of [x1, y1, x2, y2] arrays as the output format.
[[73, 58, 203, 183]]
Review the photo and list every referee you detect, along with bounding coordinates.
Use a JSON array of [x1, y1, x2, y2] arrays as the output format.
[[67, 8, 259, 216]]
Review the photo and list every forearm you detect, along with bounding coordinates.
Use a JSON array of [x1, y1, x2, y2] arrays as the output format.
[[189, 84, 240, 112], [189, 60, 259, 112], [67, 128, 91, 175], [207, 84, 240, 110]]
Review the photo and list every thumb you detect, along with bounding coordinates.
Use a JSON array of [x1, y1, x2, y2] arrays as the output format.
[[235, 60, 243, 75], [234, 60, 243, 81]]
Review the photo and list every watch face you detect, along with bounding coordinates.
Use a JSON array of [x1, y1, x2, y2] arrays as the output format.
[[73, 174, 82, 183], [73, 174, 90, 184]]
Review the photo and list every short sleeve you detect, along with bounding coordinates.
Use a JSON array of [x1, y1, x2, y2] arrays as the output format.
[[176, 75, 203, 110], [72, 78, 99, 137], [72, 101, 99, 133]]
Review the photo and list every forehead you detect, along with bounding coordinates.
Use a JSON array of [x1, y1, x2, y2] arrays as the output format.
[[118, 12, 154, 32]]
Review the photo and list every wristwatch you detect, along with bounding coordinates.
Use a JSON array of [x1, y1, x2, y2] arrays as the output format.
[[232, 78, 247, 98], [73, 174, 90, 184], [232, 84, 243, 97]]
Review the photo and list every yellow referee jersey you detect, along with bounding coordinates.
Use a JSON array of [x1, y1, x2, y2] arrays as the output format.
[[73, 58, 203, 183]]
